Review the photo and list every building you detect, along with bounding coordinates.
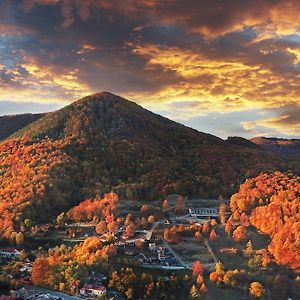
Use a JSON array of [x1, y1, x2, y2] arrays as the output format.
[[79, 284, 106, 298], [39, 224, 51, 231], [188, 208, 219, 218], [11, 287, 28, 298], [0, 248, 21, 259], [157, 247, 166, 260], [148, 243, 156, 251]]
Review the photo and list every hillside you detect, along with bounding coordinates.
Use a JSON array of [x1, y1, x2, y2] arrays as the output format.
[[0, 113, 45, 140], [11, 92, 222, 143], [251, 136, 300, 157], [228, 171, 300, 270], [0, 92, 299, 242], [226, 136, 258, 149]]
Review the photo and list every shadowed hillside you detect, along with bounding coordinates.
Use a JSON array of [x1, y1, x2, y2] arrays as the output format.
[[226, 136, 259, 149], [251, 136, 300, 157], [0, 113, 45, 140]]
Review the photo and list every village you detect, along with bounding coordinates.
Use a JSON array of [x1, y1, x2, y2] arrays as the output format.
[[0, 195, 224, 299]]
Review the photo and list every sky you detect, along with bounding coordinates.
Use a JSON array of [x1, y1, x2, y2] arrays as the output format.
[[0, 0, 299, 139]]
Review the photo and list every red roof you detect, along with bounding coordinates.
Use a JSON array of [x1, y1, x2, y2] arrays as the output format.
[[92, 286, 106, 291], [81, 284, 106, 291], [0, 248, 19, 253], [40, 224, 50, 230]]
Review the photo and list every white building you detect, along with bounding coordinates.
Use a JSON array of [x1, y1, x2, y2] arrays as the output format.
[[188, 208, 219, 218], [149, 243, 156, 251], [80, 284, 106, 298], [157, 247, 165, 260], [0, 248, 21, 259]]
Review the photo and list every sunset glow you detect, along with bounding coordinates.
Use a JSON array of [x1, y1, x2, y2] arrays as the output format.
[[0, 0, 299, 138]]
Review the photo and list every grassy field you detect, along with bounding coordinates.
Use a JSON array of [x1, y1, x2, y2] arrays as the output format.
[[205, 279, 250, 300]]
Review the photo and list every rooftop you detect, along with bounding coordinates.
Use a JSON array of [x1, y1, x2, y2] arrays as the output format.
[[0, 247, 20, 253], [81, 284, 106, 291]]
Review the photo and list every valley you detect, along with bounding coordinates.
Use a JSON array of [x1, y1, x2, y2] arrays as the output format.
[[0, 172, 299, 300], [1, 1, 300, 299]]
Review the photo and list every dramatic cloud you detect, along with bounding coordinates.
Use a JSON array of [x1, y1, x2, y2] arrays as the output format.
[[0, 0, 299, 138], [241, 105, 300, 137]]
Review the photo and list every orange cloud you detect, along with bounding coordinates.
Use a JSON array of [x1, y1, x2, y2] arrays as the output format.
[[287, 48, 300, 64], [1, 0, 298, 138], [129, 44, 300, 118], [0, 56, 91, 105], [242, 115, 300, 136]]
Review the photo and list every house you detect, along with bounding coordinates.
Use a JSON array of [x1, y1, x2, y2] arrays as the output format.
[[39, 224, 51, 231], [0, 248, 21, 259], [80, 284, 106, 298], [148, 242, 156, 251], [11, 287, 29, 299], [157, 247, 165, 260]]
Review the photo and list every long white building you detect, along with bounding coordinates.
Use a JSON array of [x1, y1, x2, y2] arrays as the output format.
[[188, 208, 219, 218], [0, 248, 21, 259]]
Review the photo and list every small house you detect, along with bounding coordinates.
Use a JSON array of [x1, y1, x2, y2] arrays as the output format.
[[80, 284, 106, 298]]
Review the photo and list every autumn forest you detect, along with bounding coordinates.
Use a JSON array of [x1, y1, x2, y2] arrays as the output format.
[[0, 92, 298, 300]]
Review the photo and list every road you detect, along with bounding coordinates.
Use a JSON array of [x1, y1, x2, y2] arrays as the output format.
[[24, 285, 83, 300], [145, 221, 162, 240], [65, 222, 95, 228], [162, 239, 190, 269]]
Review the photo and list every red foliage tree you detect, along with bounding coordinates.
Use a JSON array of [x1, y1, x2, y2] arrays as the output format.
[[192, 260, 204, 276]]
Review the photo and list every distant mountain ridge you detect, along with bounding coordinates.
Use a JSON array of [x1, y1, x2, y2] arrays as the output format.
[[226, 136, 259, 149], [251, 136, 300, 156], [0, 113, 45, 140]]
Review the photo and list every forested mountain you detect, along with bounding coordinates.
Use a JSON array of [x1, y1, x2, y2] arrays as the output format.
[[251, 136, 300, 157], [0, 113, 45, 140], [0, 92, 299, 242], [226, 136, 259, 149]]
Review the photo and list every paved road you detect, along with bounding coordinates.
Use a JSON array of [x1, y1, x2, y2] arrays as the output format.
[[62, 238, 86, 243], [65, 223, 95, 228], [162, 239, 190, 269], [24, 285, 83, 300], [145, 221, 162, 240]]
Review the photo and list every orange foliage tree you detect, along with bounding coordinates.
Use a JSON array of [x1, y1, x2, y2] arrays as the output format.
[[232, 225, 247, 242], [67, 192, 118, 222], [31, 237, 116, 292], [229, 172, 300, 270], [209, 229, 219, 241]]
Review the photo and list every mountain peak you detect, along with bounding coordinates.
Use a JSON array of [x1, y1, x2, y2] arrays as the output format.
[[11, 92, 140, 140], [76, 92, 137, 107], [78, 91, 124, 102], [11, 92, 224, 146], [251, 136, 300, 156]]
